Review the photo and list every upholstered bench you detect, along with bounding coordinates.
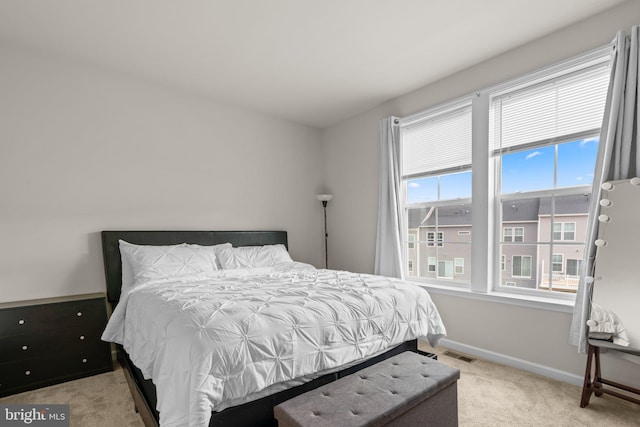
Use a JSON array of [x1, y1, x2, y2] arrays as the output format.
[[274, 351, 460, 427]]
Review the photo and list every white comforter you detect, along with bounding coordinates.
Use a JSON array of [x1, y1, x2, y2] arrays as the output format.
[[102, 264, 446, 427]]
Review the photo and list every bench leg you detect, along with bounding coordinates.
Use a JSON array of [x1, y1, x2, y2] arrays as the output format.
[[580, 344, 596, 408], [593, 346, 603, 397]]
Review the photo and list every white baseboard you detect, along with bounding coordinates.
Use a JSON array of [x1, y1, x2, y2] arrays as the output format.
[[438, 338, 584, 387]]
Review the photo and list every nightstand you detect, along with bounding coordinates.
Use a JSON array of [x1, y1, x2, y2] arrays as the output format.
[[0, 293, 113, 397]]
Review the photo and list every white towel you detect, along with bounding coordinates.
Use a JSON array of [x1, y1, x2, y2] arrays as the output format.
[[587, 303, 630, 347]]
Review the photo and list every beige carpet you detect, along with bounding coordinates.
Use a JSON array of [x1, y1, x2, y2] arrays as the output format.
[[1, 348, 638, 426], [426, 347, 640, 427]]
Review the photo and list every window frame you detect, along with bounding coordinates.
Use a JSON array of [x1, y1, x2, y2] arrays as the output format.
[[396, 45, 610, 307]]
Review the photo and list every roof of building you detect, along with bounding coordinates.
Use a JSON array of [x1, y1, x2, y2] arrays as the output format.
[[408, 194, 589, 228], [538, 193, 590, 215]]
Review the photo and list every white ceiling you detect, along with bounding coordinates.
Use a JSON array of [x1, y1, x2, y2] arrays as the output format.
[[0, 0, 627, 128]]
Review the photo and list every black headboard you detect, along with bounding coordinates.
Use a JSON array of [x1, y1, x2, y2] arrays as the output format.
[[101, 230, 288, 305]]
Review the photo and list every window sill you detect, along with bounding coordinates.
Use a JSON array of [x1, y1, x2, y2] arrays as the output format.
[[413, 281, 575, 314]]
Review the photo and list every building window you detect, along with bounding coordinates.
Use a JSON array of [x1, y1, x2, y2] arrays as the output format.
[[398, 46, 609, 299], [408, 260, 413, 274], [438, 261, 454, 279], [408, 233, 416, 249], [503, 227, 524, 242], [566, 259, 582, 276], [512, 255, 532, 278], [552, 222, 576, 241], [552, 254, 564, 272], [563, 223, 576, 241], [426, 231, 444, 247], [454, 258, 464, 275], [428, 257, 436, 273]]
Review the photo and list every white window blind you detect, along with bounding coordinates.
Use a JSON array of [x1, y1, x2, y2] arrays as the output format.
[[490, 61, 610, 153], [402, 103, 472, 178]]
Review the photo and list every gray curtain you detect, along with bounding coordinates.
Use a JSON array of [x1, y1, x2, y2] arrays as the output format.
[[570, 26, 639, 353], [374, 117, 404, 278]]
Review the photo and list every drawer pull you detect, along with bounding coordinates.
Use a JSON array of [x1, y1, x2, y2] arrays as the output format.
[[18, 319, 25, 325], [22, 345, 28, 351], [79, 335, 85, 340], [25, 370, 31, 376], [82, 358, 88, 363], [76, 312, 83, 317]]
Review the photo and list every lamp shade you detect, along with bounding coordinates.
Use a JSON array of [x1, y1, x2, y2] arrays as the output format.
[[316, 194, 333, 202]]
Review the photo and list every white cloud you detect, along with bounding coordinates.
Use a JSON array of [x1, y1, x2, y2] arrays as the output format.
[[577, 176, 583, 181], [408, 182, 420, 188], [580, 137, 598, 147], [526, 151, 543, 160]]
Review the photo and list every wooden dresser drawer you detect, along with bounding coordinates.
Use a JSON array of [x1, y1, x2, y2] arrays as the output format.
[[0, 297, 107, 338], [0, 294, 113, 398], [0, 328, 107, 364], [0, 350, 112, 397]]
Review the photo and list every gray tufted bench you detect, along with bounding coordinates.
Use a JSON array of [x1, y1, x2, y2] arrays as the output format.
[[274, 351, 460, 427]]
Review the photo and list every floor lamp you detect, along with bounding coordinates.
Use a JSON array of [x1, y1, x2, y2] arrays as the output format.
[[316, 194, 333, 269]]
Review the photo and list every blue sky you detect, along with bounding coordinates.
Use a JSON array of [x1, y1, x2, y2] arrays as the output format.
[[407, 138, 599, 203]]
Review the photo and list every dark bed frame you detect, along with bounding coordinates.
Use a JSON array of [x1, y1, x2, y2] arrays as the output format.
[[101, 230, 426, 427]]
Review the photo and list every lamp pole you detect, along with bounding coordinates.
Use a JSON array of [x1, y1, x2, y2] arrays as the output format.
[[322, 200, 328, 269], [316, 194, 333, 269]]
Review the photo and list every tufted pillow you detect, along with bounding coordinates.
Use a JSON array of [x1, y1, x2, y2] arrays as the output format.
[[216, 244, 293, 269], [119, 240, 231, 288]]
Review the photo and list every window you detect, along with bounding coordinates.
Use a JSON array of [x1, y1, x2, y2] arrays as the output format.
[[491, 48, 609, 294], [403, 100, 472, 286], [428, 257, 436, 273], [503, 227, 524, 242], [408, 260, 414, 274], [566, 259, 582, 276], [427, 231, 444, 247], [563, 223, 576, 241], [553, 222, 576, 241], [408, 233, 416, 249], [552, 254, 564, 272], [438, 261, 454, 279], [512, 255, 532, 278], [398, 46, 610, 300]]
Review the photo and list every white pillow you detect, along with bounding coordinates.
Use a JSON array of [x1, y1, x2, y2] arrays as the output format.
[[119, 240, 231, 287], [216, 244, 293, 269]]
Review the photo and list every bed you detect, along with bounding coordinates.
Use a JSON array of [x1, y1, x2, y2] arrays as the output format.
[[100, 230, 446, 427]]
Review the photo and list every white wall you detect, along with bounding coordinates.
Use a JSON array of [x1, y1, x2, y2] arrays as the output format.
[[322, 0, 640, 384], [0, 41, 323, 303]]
